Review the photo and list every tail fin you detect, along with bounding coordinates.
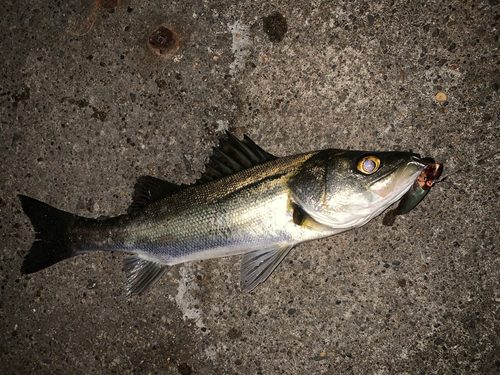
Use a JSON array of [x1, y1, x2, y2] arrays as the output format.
[[19, 195, 81, 274]]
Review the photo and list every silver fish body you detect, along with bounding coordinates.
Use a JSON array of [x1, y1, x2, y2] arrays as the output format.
[[19, 134, 438, 296]]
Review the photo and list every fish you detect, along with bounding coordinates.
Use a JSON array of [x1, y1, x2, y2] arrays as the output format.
[[19, 132, 441, 296]]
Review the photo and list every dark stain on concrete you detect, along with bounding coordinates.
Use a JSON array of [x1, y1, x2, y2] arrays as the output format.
[[263, 12, 288, 43]]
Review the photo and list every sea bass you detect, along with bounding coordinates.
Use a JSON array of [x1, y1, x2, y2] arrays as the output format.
[[19, 133, 441, 296]]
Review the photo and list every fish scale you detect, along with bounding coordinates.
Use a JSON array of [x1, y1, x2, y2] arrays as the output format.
[[73, 153, 323, 262]]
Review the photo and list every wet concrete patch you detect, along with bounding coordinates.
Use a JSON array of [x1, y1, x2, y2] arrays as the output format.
[[263, 12, 288, 43]]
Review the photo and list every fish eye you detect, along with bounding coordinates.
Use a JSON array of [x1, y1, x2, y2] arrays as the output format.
[[357, 155, 380, 174]]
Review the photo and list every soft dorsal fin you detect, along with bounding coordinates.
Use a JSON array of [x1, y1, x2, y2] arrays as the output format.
[[128, 132, 276, 212], [128, 176, 188, 213], [197, 132, 276, 183]]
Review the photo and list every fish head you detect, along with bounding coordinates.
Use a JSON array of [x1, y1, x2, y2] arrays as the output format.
[[287, 150, 434, 230]]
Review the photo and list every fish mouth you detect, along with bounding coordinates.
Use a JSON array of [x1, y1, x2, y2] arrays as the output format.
[[369, 156, 434, 198], [380, 159, 443, 224]]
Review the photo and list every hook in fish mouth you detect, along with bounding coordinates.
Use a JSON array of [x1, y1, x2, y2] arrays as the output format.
[[382, 160, 443, 226], [408, 156, 442, 188], [417, 162, 443, 190]]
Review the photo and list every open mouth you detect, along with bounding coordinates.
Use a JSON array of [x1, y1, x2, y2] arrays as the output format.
[[382, 160, 443, 226]]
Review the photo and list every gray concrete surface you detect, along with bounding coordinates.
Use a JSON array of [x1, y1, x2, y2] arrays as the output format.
[[1, 0, 499, 374]]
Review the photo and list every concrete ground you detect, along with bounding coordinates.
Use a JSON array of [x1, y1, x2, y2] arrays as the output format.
[[1, 0, 499, 374]]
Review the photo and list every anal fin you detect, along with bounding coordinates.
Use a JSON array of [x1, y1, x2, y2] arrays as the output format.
[[123, 255, 170, 297], [240, 244, 293, 292]]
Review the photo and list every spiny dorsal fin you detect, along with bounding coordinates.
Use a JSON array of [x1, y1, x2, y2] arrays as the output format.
[[197, 132, 276, 183], [128, 133, 276, 212]]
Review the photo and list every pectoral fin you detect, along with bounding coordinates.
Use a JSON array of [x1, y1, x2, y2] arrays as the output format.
[[123, 256, 170, 297], [240, 244, 293, 292]]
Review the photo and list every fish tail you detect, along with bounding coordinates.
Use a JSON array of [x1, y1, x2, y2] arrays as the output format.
[[18, 195, 85, 274]]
